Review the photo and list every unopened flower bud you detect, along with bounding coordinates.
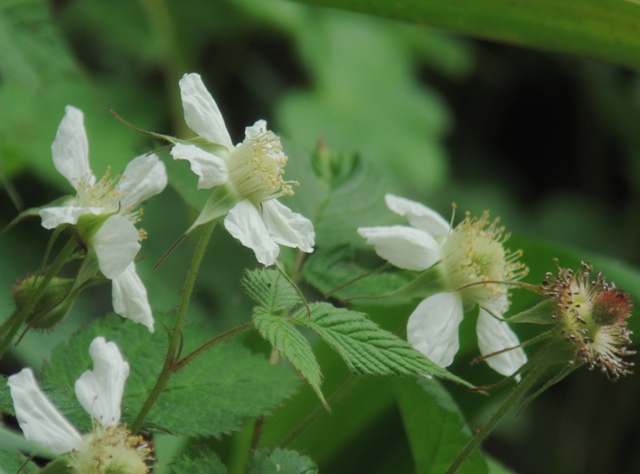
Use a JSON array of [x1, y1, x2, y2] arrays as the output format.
[[13, 276, 76, 329]]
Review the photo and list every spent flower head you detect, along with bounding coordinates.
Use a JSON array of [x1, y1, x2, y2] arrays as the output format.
[[542, 261, 635, 380], [170, 73, 315, 266], [7, 337, 153, 473], [38, 106, 166, 331], [358, 194, 528, 377]]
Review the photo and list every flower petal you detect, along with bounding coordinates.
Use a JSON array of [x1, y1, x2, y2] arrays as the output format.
[[8, 368, 82, 455], [407, 292, 464, 367], [75, 337, 130, 428], [179, 73, 234, 149], [92, 215, 141, 279], [116, 153, 168, 211], [39, 205, 104, 229], [51, 105, 95, 190], [224, 200, 280, 266], [112, 263, 154, 332], [357, 225, 442, 271], [261, 199, 315, 253], [170, 143, 229, 190], [477, 306, 527, 377], [385, 194, 451, 238]]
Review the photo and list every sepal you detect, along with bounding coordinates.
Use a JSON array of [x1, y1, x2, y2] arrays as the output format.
[[187, 184, 239, 233]]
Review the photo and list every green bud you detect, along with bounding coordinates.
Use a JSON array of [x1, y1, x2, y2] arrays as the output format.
[[13, 275, 76, 329]]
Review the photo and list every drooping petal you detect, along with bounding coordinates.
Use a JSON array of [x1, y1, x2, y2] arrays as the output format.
[[75, 337, 130, 428], [225, 200, 280, 266], [51, 105, 95, 190], [407, 292, 464, 367], [91, 215, 141, 279], [357, 225, 442, 271], [112, 263, 154, 332], [477, 306, 527, 377], [8, 368, 82, 455], [385, 194, 451, 238], [116, 154, 168, 211], [179, 73, 234, 149], [39, 205, 104, 229], [170, 143, 229, 190], [261, 199, 315, 253]]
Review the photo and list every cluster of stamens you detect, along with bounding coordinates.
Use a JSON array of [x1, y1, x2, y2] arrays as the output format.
[[228, 130, 298, 205], [70, 424, 154, 474], [541, 260, 635, 380], [442, 211, 528, 305]]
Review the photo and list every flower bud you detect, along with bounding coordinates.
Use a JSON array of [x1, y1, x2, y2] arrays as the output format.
[[13, 275, 76, 329]]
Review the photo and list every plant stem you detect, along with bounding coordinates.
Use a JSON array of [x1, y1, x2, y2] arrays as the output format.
[[0, 238, 77, 360], [130, 220, 216, 433], [445, 365, 547, 474]]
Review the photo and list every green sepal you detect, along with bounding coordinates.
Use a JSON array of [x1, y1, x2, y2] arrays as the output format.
[[523, 335, 577, 368], [0, 195, 74, 237], [187, 185, 239, 234], [37, 457, 75, 473], [385, 265, 448, 300], [74, 212, 114, 244], [506, 299, 558, 325], [13, 275, 77, 329]]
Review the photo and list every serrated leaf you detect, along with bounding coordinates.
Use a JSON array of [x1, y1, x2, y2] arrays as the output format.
[[0, 446, 40, 474], [253, 308, 326, 407], [293, 302, 473, 387], [0, 314, 299, 437], [303, 246, 414, 305], [169, 445, 228, 474], [248, 448, 318, 474], [241, 268, 302, 313], [393, 377, 488, 474]]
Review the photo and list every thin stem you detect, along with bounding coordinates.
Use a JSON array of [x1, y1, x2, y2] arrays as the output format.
[[323, 262, 391, 298], [0, 238, 77, 360], [445, 365, 547, 474], [250, 348, 280, 451], [130, 220, 216, 433]]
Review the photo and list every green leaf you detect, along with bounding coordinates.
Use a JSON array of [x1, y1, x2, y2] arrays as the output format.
[[241, 268, 302, 314], [247, 448, 318, 474], [393, 377, 488, 474], [287, 0, 640, 71], [0, 446, 41, 474], [0, 314, 299, 437], [253, 308, 326, 408], [169, 446, 228, 474], [293, 302, 473, 387]]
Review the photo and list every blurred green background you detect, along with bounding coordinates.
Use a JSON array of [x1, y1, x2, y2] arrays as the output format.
[[2, 0, 640, 472]]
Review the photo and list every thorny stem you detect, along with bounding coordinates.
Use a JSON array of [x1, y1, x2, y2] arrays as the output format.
[[0, 238, 77, 360], [131, 220, 216, 433], [444, 364, 547, 474]]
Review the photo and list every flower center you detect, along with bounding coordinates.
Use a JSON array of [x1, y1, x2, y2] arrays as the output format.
[[227, 129, 296, 205], [441, 211, 527, 306], [70, 425, 153, 474], [76, 168, 123, 213]]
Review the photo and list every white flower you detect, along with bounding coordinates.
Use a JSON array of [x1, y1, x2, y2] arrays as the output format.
[[39, 106, 166, 331], [170, 73, 315, 266], [7, 337, 152, 473], [358, 194, 528, 377]]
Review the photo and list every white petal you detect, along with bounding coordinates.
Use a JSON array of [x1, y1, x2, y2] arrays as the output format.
[[170, 143, 229, 189], [261, 199, 315, 253], [179, 73, 234, 149], [8, 369, 82, 455], [385, 194, 451, 238], [92, 215, 141, 279], [224, 200, 280, 266], [244, 119, 268, 141], [116, 154, 167, 211], [75, 337, 129, 428], [357, 225, 442, 271], [477, 307, 527, 377], [112, 263, 154, 332], [407, 292, 464, 367], [39, 205, 104, 229], [51, 105, 95, 190]]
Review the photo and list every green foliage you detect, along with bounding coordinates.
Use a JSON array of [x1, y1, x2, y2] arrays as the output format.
[[169, 446, 228, 474], [253, 309, 326, 408], [293, 302, 472, 387], [0, 314, 299, 437], [0, 446, 40, 474], [393, 377, 488, 474], [241, 268, 302, 314], [288, 0, 640, 71], [247, 448, 318, 474]]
